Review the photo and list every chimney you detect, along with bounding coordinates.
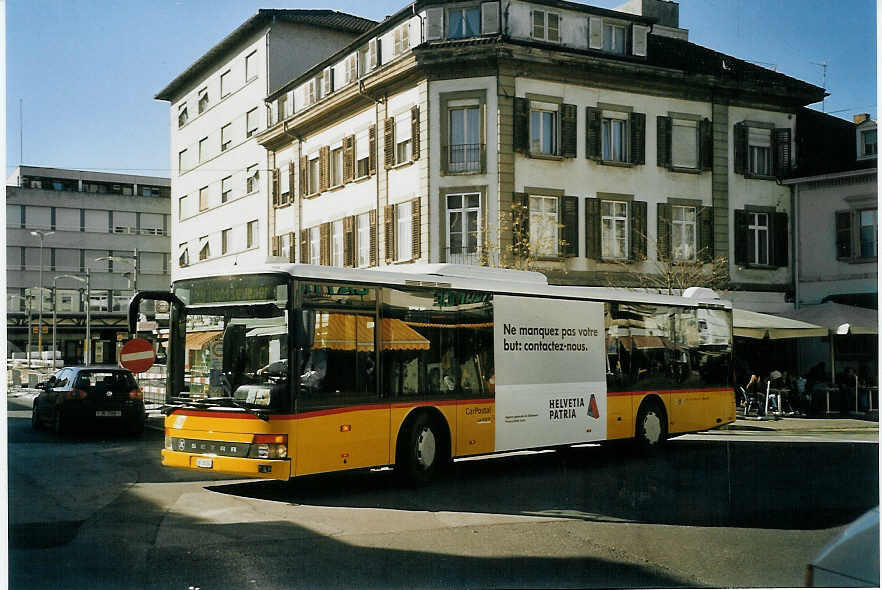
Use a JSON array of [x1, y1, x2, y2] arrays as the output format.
[[616, 0, 688, 40], [854, 113, 871, 125]]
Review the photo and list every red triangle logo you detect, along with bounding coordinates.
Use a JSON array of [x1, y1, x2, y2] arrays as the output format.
[[587, 394, 600, 420]]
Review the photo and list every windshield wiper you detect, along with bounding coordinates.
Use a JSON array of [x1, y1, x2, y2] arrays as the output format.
[[200, 396, 270, 421]]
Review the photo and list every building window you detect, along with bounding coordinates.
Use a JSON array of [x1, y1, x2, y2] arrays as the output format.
[[198, 137, 208, 163], [446, 193, 480, 262], [199, 238, 210, 261], [308, 157, 320, 194], [748, 127, 772, 176], [246, 220, 258, 249], [396, 115, 412, 163], [671, 119, 698, 169], [530, 102, 558, 155], [748, 212, 769, 265], [356, 133, 370, 178], [220, 70, 231, 97], [529, 195, 558, 257], [531, 10, 560, 42], [198, 88, 209, 114], [396, 201, 413, 261], [246, 108, 259, 138], [332, 220, 344, 267], [601, 200, 629, 259], [330, 147, 344, 187], [393, 22, 410, 56], [221, 176, 232, 203], [602, 23, 626, 54], [245, 51, 258, 82], [177, 106, 188, 128], [671, 205, 696, 261], [246, 164, 259, 193], [345, 53, 357, 85], [179, 244, 189, 267], [221, 123, 231, 151], [602, 114, 629, 162], [448, 103, 481, 172], [221, 228, 231, 255], [861, 129, 877, 157], [860, 209, 877, 258], [178, 149, 188, 172], [309, 226, 321, 264], [447, 6, 480, 39], [178, 195, 189, 219], [199, 186, 209, 211], [357, 212, 371, 267]]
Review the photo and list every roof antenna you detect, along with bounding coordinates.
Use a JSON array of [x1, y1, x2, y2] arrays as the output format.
[[811, 60, 828, 112]]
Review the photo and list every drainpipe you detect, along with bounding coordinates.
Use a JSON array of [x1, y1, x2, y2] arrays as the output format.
[[281, 121, 302, 260]]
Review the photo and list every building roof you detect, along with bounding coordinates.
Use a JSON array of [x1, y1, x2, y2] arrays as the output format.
[[7, 165, 170, 186], [787, 108, 878, 178], [155, 9, 377, 102]]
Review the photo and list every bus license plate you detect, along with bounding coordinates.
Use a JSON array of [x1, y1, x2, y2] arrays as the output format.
[[96, 410, 122, 417], [196, 457, 213, 469]]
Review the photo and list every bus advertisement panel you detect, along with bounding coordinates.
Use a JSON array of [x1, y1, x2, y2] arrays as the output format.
[[494, 295, 606, 451]]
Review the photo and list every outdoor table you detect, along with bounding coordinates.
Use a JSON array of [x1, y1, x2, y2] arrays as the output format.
[[813, 384, 839, 415], [767, 388, 788, 416], [864, 386, 878, 412]]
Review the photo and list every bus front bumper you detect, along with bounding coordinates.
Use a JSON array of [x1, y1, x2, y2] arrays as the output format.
[[161, 449, 291, 481]]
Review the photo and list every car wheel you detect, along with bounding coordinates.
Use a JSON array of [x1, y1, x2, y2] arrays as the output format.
[[397, 413, 448, 486], [635, 400, 667, 450], [31, 404, 42, 430]]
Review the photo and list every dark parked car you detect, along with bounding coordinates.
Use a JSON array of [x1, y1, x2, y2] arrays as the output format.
[[32, 366, 146, 436]]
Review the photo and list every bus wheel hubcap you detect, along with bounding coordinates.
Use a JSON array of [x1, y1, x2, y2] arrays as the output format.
[[417, 427, 436, 468], [643, 411, 661, 444]]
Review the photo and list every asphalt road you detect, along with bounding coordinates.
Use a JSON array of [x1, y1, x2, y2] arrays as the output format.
[[8, 396, 879, 589]]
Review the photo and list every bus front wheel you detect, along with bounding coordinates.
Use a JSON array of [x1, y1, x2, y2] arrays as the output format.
[[635, 400, 667, 449], [397, 412, 448, 486]]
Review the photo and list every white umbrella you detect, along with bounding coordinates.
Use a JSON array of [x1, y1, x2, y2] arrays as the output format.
[[733, 309, 828, 339]]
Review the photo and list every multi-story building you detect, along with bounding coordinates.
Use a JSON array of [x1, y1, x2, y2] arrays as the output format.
[[155, 9, 376, 278], [255, 0, 824, 312], [6, 166, 171, 364]]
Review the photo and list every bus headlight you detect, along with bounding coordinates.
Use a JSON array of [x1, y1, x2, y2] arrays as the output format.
[[165, 434, 173, 450], [249, 434, 288, 459]]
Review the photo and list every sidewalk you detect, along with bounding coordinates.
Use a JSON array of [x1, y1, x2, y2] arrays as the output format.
[[726, 412, 878, 433]]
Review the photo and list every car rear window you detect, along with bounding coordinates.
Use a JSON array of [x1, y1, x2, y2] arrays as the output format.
[[75, 371, 137, 394]]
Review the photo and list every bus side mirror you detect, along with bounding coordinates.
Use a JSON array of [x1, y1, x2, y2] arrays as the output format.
[[295, 309, 315, 349]]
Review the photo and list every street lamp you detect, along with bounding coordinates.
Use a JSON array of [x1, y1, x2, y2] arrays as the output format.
[[95, 248, 138, 292], [30, 230, 54, 360], [53, 270, 91, 366]]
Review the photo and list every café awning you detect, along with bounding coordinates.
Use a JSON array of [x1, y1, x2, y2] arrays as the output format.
[[778, 302, 878, 335], [184, 330, 222, 350], [733, 309, 827, 339], [314, 315, 430, 351]]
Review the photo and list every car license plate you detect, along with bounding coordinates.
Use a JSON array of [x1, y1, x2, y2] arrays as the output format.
[[95, 410, 122, 417], [196, 457, 213, 469]]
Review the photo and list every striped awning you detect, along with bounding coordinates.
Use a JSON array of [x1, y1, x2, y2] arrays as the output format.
[[185, 330, 222, 350], [313, 314, 429, 351]]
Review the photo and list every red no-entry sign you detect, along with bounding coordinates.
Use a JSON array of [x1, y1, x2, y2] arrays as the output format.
[[119, 338, 156, 373]]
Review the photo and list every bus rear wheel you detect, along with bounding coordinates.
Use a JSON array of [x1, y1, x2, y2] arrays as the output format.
[[635, 400, 667, 450], [397, 412, 448, 486]]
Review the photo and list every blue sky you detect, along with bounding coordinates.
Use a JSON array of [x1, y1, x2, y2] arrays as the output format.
[[4, 0, 876, 179]]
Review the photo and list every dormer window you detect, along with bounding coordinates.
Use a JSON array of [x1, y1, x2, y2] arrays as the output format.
[[448, 6, 480, 39], [603, 23, 626, 54], [861, 129, 877, 158], [531, 10, 560, 43]]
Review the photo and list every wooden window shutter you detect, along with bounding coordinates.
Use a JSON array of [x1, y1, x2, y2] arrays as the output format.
[[300, 231, 309, 264], [284, 162, 294, 205], [369, 210, 378, 266], [322, 67, 334, 96], [656, 203, 672, 261], [733, 123, 747, 175], [629, 112, 646, 165], [561, 196, 579, 257], [384, 205, 396, 263], [271, 235, 280, 257], [271, 168, 280, 206], [632, 24, 648, 57], [411, 106, 420, 161], [561, 104, 578, 158], [482, 2, 500, 34], [699, 118, 713, 171], [411, 198, 421, 259], [513, 97, 530, 153], [773, 127, 792, 177], [629, 200, 647, 261], [588, 16, 603, 49], [733, 209, 749, 265], [772, 212, 788, 267], [319, 146, 330, 191], [384, 117, 395, 168], [343, 216, 355, 267], [585, 197, 601, 260], [299, 156, 308, 197], [425, 6, 444, 40], [368, 125, 377, 175], [698, 206, 714, 262], [320, 222, 331, 265], [585, 107, 602, 160], [343, 135, 355, 183], [287, 232, 296, 262], [368, 38, 378, 69], [512, 193, 530, 258], [836, 210, 852, 259], [656, 116, 672, 168]]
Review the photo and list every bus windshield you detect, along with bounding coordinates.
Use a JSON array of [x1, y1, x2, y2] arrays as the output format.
[[174, 275, 290, 411]]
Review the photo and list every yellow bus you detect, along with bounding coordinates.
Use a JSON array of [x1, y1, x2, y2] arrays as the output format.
[[130, 263, 735, 484]]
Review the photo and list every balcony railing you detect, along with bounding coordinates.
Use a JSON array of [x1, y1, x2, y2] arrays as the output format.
[[444, 247, 498, 266], [446, 143, 484, 173]]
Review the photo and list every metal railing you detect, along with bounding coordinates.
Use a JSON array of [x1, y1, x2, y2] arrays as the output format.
[[446, 144, 484, 173], [443, 247, 498, 266]]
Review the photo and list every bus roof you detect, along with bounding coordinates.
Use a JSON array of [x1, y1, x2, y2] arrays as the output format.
[[174, 261, 731, 309]]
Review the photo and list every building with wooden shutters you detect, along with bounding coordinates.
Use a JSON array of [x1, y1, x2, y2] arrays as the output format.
[[252, 0, 825, 311]]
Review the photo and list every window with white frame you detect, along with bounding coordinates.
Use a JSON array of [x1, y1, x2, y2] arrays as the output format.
[[671, 205, 696, 261], [221, 123, 231, 151], [308, 157, 320, 194], [602, 23, 626, 54], [860, 208, 877, 258], [448, 101, 481, 172], [748, 127, 772, 176], [222, 228, 231, 255], [309, 226, 321, 265], [357, 46, 369, 77], [602, 112, 629, 162], [357, 212, 371, 267], [531, 10, 560, 42], [396, 115, 412, 163], [245, 51, 258, 81], [356, 132, 370, 177], [747, 212, 769, 265], [601, 200, 629, 259], [396, 201, 413, 261], [246, 164, 259, 193], [246, 220, 258, 249], [246, 108, 259, 137], [221, 176, 232, 203], [446, 193, 480, 259], [220, 70, 231, 97], [332, 220, 344, 267], [447, 6, 480, 39], [198, 88, 209, 113], [330, 147, 343, 186], [178, 195, 191, 219], [861, 129, 877, 158], [529, 195, 558, 257], [530, 101, 558, 155], [671, 118, 698, 169]]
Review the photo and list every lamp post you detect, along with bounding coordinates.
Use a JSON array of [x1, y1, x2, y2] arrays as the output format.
[[95, 248, 138, 292], [53, 272, 90, 367], [30, 230, 54, 360]]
